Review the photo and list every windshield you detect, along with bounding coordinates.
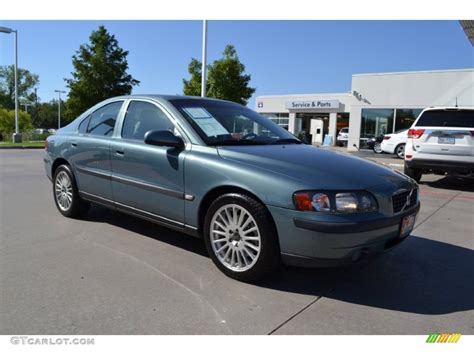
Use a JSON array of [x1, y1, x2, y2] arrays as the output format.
[[170, 98, 300, 145]]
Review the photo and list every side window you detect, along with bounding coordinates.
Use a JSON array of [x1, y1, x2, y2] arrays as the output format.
[[122, 101, 174, 141], [78, 115, 90, 134], [87, 101, 123, 137]]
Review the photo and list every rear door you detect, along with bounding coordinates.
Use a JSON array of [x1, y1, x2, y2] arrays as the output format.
[[411, 109, 473, 157], [68, 100, 125, 201]]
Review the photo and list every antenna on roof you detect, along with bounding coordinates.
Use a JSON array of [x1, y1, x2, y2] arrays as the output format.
[[455, 97, 458, 107]]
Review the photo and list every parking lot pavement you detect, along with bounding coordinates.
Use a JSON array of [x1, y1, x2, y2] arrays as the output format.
[[1, 149, 473, 335]]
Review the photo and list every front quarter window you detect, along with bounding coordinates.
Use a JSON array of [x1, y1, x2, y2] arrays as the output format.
[[170, 98, 299, 145]]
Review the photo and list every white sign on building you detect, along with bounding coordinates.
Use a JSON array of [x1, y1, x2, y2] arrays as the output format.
[[285, 100, 340, 110]]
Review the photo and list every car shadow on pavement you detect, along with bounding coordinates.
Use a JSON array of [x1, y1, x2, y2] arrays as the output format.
[[421, 175, 474, 192], [83, 204, 208, 257], [84, 205, 473, 316], [259, 234, 474, 315]]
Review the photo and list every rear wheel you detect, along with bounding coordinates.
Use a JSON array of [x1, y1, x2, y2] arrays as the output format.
[[395, 144, 405, 159], [53, 164, 90, 218], [404, 163, 422, 183], [203, 193, 280, 282], [374, 142, 383, 154]]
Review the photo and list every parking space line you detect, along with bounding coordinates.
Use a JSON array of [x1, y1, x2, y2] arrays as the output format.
[[267, 290, 333, 335]]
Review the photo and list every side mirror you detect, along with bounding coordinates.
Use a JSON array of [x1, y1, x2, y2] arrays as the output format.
[[144, 130, 184, 149]]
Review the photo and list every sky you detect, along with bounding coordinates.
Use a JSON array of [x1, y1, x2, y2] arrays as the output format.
[[0, 20, 473, 108]]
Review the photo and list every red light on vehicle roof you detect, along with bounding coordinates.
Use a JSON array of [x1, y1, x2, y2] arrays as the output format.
[[408, 128, 425, 139]]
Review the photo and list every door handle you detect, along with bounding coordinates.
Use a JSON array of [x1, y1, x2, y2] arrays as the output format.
[[115, 150, 125, 156], [71, 142, 77, 147]]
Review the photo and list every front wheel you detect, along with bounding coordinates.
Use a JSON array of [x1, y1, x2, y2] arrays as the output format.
[[53, 164, 90, 218], [374, 142, 383, 154], [395, 144, 405, 159], [203, 193, 280, 282]]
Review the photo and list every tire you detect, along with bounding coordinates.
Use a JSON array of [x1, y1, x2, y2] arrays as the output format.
[[203, 193, 280, 282], [395, 144, 405, 159], [373, 142, 383, 154], [404, 163, 422, 183], [53, 164, 90, 218]]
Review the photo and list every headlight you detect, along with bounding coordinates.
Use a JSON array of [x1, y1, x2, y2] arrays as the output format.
[[335, 192, 358, 212], [312, 193, 331, 212], [293, 191, 377, 213]]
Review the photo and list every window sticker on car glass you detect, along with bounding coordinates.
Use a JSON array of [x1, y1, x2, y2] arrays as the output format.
[[183, 107, 229, 137], [183, 107, 213, 119]]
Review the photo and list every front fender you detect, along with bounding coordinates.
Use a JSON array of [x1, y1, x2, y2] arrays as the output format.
[[183, 145, 308, 227]]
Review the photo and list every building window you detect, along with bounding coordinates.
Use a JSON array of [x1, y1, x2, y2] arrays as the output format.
[[360, 109, 394, 148], [265, 113, 289, 130], [394, 109, 423, 131]]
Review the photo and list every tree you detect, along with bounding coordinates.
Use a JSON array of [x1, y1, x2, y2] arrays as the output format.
[[65, 25, 140, 119], [183, 58, 205, 97], [183, 45, 256, 105], [0, 65, 39, 110], [36, 100, 67, 128], [0, 108, 33, 134]]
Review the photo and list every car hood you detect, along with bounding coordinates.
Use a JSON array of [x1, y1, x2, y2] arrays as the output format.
[[217, 144, 412, 190]]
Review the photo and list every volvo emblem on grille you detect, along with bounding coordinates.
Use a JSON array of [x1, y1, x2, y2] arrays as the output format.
[[401, 189, 414, 212]]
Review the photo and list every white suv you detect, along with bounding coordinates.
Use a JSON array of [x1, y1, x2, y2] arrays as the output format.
[[337, 127, 349, 146], [404, 107, 474, 182]]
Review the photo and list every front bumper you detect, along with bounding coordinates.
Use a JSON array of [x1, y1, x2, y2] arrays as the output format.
[[43, 154, 53, 181], [268, 203, 420, 268]]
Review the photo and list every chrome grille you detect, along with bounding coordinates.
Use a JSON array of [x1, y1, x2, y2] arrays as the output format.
[[392, 189, 418, 213]]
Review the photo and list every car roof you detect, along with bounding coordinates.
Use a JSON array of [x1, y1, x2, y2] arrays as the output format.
[[422, 106, 473, 111], [110, 94, 237, 104]]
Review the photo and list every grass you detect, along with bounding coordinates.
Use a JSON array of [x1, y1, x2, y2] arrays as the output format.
[[0, 141, 45, 148]]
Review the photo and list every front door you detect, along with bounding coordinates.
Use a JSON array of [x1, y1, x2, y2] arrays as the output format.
[[110, 100, 186, 225]]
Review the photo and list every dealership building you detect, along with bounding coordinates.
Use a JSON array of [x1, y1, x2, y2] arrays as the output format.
[[255, 68, 474, 150]]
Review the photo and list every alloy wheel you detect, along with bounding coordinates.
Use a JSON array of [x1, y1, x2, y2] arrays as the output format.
[[209, 204, 261, 272], [396, 144, 405, 159], [374, 143, 382, 153], [54, 171, 73, 211]]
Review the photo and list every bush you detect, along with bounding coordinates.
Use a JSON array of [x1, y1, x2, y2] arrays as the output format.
[[0, 108, 33, 136]]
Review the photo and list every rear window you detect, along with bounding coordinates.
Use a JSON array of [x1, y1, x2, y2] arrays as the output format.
[[340, 128, 348, 133], [415, 109, 474, 128]]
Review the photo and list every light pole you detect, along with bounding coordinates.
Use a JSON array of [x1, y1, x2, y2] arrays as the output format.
[[54, 90, 66, 129], [21, 101, 33, 113], [0, 26, 20, 143], [201, 20, 208, 97]]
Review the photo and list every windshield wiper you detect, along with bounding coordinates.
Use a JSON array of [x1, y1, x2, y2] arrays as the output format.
[[270, 138, 303, 145]]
